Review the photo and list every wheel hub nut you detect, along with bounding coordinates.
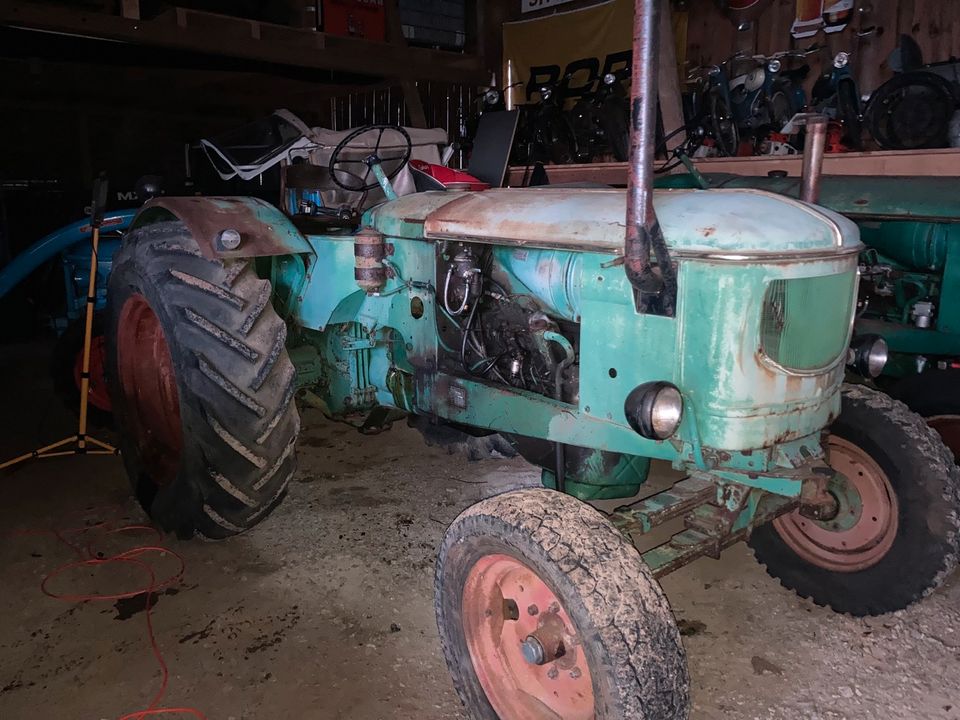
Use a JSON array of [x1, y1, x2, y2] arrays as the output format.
[[217, 228, 242, 251], [520, 635, 547, 665]]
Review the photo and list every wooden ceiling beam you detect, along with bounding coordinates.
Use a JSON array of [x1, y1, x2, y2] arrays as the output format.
[[0, 2, 487, 84]]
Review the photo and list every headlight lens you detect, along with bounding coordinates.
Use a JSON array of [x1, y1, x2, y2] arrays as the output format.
[[484, 89, 500, 104], [540, 87, 552, 100], [833, 52, 850, 69], [767, 59, 782, 73], [848, 335, 888, 378], [624, 382, 684, 440], [603, 72, 616, 85]]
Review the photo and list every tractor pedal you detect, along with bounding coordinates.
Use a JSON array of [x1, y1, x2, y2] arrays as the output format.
[[610, 476, 715, 537]]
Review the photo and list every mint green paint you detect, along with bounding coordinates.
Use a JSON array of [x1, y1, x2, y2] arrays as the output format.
[[265, 187, 861, 501], [656, 173, 960, 385]]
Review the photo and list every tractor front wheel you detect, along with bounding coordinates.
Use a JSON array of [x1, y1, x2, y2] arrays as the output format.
[[749, 384, 960, 615], [106, 221, 300, 538], [436, 488, 689, 720]]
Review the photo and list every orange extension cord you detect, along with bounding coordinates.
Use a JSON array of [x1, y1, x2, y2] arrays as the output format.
[[9, 510, 207, 719]]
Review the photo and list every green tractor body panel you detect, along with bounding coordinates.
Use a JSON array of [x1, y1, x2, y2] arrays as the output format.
[[656, 174, 960, 379], [277, 187, 861, 500]]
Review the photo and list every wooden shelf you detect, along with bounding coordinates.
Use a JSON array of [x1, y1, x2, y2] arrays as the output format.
[[0, 2, 487, 85], [508, 148, 960, 186]]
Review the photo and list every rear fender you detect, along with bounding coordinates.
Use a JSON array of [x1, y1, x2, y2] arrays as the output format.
[[132, 196, 313, 260]]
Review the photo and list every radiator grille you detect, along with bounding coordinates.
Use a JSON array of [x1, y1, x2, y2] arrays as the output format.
[[760, 273, 857, 372]]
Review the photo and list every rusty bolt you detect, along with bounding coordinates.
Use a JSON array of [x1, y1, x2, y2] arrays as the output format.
[[520, 635, 547, 665], [546, 666, 559, 680], [217, 228, 242, 251], [570, 667, 582, 679], [527, 604, 539, 616]]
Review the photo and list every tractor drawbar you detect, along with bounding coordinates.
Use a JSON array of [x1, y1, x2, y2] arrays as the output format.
[[624, 0, 677, 317]]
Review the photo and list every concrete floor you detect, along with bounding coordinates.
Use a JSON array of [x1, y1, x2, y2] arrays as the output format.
[[1, 339, 959, 720]]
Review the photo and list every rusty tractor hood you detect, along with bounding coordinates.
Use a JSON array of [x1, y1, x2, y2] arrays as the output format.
[[369, 188, 861, 258]]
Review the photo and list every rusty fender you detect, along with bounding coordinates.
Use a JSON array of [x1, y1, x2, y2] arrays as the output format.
[[133, 196, 313, 260]]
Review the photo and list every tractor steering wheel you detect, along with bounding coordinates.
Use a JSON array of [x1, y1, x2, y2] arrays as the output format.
[[328, 124, 413, 193]]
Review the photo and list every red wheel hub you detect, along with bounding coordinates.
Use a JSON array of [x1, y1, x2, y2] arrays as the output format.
[[926, 415, 960, 462], [73, 334, 112, 413], [116, 295, 183, 486], [462, 554, 595, 720], [773, 436, 898, 572]]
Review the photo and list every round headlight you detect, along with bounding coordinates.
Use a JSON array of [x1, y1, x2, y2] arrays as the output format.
[[848, 335, 888, 378], [484, 89, 500, 104], [540, 87, 552, 100], [603, 72, 616, 85], [624, 382, 684, 440], [767, 59, 782, 74], [833, 52, 850, 69]]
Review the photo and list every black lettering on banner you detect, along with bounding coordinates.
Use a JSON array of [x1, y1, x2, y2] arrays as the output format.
[[600, 50, 632, 79], [561, 57, 600, 101], [526, 65, 561, 101]]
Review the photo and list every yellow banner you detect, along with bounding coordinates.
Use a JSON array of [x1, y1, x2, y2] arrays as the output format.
[[503, 0, 634, 108]]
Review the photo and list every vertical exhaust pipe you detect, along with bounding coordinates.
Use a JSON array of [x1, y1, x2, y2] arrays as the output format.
[[800, 114, 828, 204], [625, 0, 676, 316]]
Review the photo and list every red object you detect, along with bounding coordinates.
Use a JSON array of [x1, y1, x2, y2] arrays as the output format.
[[825, 120, 849, 153], [773, 436, 898, 572], [116, 295, 183, 487], [73, 334, 112, 413], [8, 511, 205, 719], [320, 0, 385, 41], [409, 160, 490, 191], [462, 554, 596, 719]]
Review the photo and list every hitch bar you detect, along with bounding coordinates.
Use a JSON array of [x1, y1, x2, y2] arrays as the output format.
[[609, 476, 801, 579]]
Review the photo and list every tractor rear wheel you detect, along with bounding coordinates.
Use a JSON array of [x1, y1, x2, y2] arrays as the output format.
[[749, 384, 960, 615], [436, 488, 689, 720], [106, 221, 300, 539]]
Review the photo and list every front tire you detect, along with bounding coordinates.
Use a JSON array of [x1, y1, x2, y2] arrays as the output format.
[[436, 488, 689, 720], [106, 221, 300, 539], [749, 385, 960, 615]]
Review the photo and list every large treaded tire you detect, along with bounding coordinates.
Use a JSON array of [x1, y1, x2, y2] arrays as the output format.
[[106, 221, 300, 539], [436, 488, 689, 720], [749, 385, 960, 615]]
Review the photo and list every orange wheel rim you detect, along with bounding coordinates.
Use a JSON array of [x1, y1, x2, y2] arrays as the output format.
[[116, 295, 182, 486], [461, 554, 595, 720], [773, 436, 898, 572]]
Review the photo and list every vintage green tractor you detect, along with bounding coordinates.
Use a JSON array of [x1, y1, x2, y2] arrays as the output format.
[[656, 170, 960, 460], [102, 4, 958, 718]]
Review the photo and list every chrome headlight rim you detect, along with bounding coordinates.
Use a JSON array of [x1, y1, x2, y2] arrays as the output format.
[[848, 334, 888, 378], [624, 381, 684, 440], [603, 72, 617, 86]]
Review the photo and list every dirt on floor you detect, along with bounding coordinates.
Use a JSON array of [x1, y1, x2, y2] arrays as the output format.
[[0, 339, 959, 720]]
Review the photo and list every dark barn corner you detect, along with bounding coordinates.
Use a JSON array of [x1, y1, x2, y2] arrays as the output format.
[[1, 1, 959, 718]]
